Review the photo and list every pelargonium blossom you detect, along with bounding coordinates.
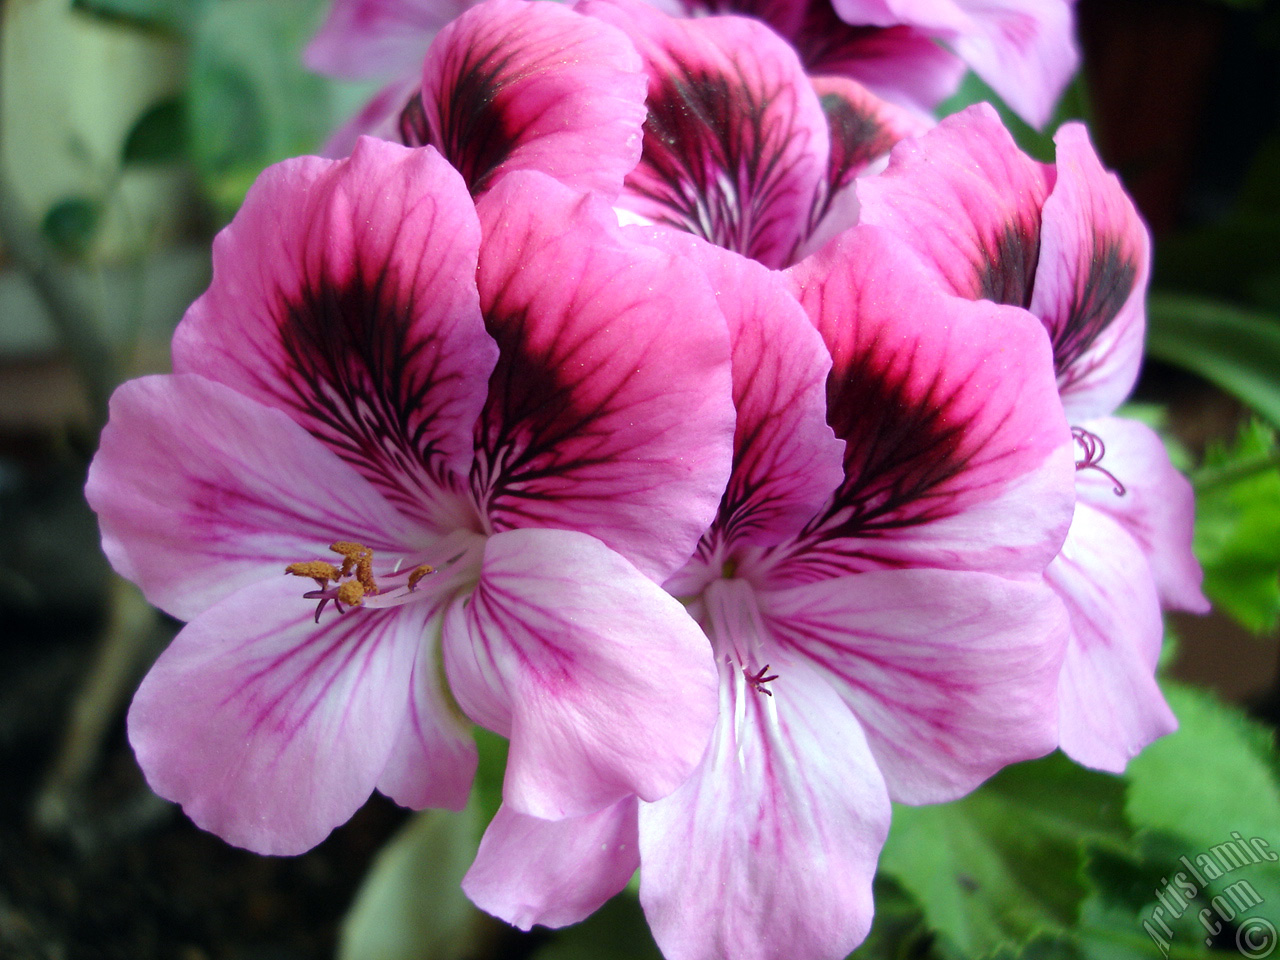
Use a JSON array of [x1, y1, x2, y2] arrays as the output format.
[[306, 0, 1073, 130], [460, 228, 1077, 960], [583, 0, 926, 268], [86, 137, 738, 854], [857, 103, 1210, 772]]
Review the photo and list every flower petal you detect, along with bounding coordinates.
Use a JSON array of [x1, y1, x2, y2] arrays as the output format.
[[376, 613, 478, 812], [767, 568, 1068, 803], [638, 656, 890, 960], [642, 231, 844, 549], [785, 226, 1075, 578], [128, 577, 433, 854], [587, 0, 831, 267], [856, 103, 1054, 307], [1032, 123, 1150, 419], [415, 0, 648, 197], [172, 137, 496, 527], [473, 171, 735, 582], [85, 374, 424, 622], [947, 0, 1079, 129], [1049, 503, 1176, 773], [462, 799, 639, 930], [442, 528, 719, 820], [304, 0, 463, 79], [1073, 417, 1208, 613]]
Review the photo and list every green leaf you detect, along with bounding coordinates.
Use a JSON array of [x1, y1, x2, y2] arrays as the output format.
[[1146, 293, 1280, 428], [41, 195, 103, 258], [338, 803, 487, 960], [532, 892, 663, 960], [878, 753, 1130, 957], [1191, 420, 1280, 633], [1125, 683, 1280, 909], [848, 876, 945, 960], [122, 97, 188, 166]]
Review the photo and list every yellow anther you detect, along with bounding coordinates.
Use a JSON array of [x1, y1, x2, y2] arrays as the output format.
[[355, 553, 378, 593], [407, 565, 435, 591], [336, 580, 366, 607], [330, 540, 369, 578], [285, 561, 341, 584]]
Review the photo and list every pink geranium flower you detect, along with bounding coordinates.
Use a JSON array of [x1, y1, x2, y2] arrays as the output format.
[[857, 104, 1210, 772], [86, 137, 738, 854], [460, 228, 1076, 960]]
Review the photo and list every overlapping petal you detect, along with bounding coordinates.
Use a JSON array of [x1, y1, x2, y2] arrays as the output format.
[[413, 0, 648, 197], [473, 171, 735, 582], [172, 138, 496, 528], [304, 0, 468, 79], [128, 577, 432, 855], [1032, 123, 1150, 419], [86, 374, 426, 622], [638, 657, 890, 960], [463, 798, 640, 930], [442, 528, 719, 820], [1048, 505, 1176, 773], [586, 0, 831, 268], [856, 104, 1055, 307], [785, 226, 1075, 578], [768, 568, 1068, 803]]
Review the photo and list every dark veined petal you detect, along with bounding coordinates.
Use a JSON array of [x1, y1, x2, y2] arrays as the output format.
[[642, 230, 844, 550], [172, 138, 497, 528], [767, 568, 1067, 802], [785, 226, 1075, 579], [638, 656, 890, 960], [473, 171, 735, 582], [587, 0, 830, 268], [856, 103, 1054, 309], [86, 374, 428, 623], [128, 578, 441, 855], [1032, 123, 1150, 419], [415, 0, 648, 197], [441, 528, 719, 820]]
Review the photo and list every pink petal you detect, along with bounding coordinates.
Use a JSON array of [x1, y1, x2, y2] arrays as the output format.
[[442, 528, 719, 820], [172, 138, 497, 528], [785, 226, 1075, 578], [304, 0, 465, 79], [1049, 503, 1176, 773], [640, 231, 844, 549], [949, 0, 1079, 129], [128, 578, 436, 854], [767, 568, 1068, 803], [463, 799, 639, 930], [376, 617, 478, 811], [321, 72, 422, 158], [85, 374, 424, 622], [473, 171, 735, 582], [1032, 123, 1150, 419], [1073, 417, 1208, 613], [638, 657, 890, 960], [856, 104, 1055, 307], [417, 0, 648, 197], [586, 0, 831, 268]]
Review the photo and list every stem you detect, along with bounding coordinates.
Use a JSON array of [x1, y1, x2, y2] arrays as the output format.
[[1192, 448, 1280, 492]]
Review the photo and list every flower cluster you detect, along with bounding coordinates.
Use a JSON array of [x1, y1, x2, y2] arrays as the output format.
[[86, 1, 1205, 958]]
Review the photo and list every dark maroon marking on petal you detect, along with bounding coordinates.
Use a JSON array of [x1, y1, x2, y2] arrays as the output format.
[[397, 91, 431, 148], [628, 62, 811, 262], [792, 4, 893, 77], [807, 90, 898, 233], [785, 341, 990, 570], [1052, 242, 1138, 385], [278, 270, 460, 519], [428, 37, 522, 195], [975, 221, 1041, 309]]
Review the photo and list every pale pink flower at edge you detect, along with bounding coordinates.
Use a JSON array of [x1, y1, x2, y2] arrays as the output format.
[[462, 228, 1078, 960], [85, 137, 738, 854], [857, 103, 1211, 773]]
